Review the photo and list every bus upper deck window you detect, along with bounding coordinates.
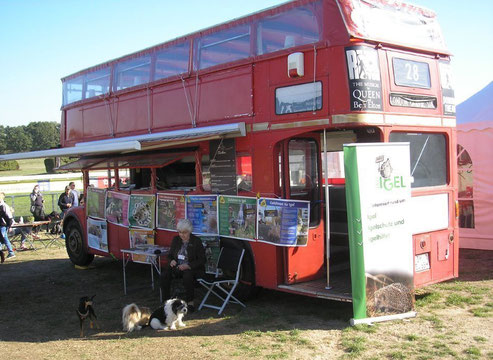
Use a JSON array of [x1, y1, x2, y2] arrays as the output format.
[[195, 24, 251, 70], [257, 3, 321, 55]]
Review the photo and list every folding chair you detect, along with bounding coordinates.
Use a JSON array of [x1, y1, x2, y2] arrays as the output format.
[[198, 247, 246, 315]]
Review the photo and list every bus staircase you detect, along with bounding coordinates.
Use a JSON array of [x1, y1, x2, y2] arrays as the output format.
[[278, 238, 352, 302]]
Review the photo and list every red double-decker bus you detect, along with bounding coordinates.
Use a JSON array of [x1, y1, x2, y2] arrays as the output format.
[[3, 0, 458, 303]]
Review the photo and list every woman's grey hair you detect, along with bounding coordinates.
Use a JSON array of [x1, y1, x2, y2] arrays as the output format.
[[176, 218, 193, 233]]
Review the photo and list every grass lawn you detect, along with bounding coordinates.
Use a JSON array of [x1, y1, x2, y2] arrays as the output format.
[[0, 247, 491, 360], [0, 158, 48, 176]]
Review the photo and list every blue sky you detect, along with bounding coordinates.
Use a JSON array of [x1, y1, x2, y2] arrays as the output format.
[[1, 0, 492, 127]]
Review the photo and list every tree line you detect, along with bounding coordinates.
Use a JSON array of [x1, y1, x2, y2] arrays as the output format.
[[0, 122, 60, 153]]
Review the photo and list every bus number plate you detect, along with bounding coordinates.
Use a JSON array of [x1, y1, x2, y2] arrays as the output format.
[[415, 253, 430, 272]]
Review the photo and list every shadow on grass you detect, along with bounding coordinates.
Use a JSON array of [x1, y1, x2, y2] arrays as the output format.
[[0, 252, 351, 343]]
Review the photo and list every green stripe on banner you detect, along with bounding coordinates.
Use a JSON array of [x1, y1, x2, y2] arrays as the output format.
[[344, 146, 367, 319]]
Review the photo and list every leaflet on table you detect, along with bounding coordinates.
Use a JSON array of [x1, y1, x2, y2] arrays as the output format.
[[186, 195, 218, 235], [105, 191, 129, 226], [218, 195, 256, 241], [129, 228, 155, 263], [128, 194, 156, 230], [86, 187, 106, 219], [87, 217, 108, 253], [256, 198, 310, 247], [156, 193, 186, 231]]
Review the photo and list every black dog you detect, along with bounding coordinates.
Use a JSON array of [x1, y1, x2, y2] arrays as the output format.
[[77, 295, 98, 337]]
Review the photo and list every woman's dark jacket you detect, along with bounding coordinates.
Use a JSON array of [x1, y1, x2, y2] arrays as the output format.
[[167, 234, 206, 271], [58, 192, 74, 211]]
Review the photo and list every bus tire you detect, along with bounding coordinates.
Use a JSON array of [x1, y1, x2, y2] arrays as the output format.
[[65, 220, 94, 266]]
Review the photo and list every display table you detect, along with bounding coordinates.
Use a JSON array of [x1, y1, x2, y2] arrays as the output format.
[[121, 246, 169, 302], [10, 221, 51, 250]]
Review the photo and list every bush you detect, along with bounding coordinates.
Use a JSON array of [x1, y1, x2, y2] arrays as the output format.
[[44, 158, 55, 173], [0, 160, 20, 171]]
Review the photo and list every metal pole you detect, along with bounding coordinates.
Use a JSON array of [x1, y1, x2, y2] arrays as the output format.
[[323, 129, 331, 289]]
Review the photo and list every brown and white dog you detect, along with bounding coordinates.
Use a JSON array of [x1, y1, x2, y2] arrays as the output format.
[[122, 298, 188, 332]]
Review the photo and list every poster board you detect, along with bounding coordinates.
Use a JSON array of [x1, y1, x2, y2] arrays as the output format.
[[218, 195, 256, 241], [209, 138, 237, 195], [156, 193, 186, 231], [86, 187, 106, 219], [200, 235, 221, 274], [256, 198, 310, 246], [87, 217, 108, 252], [105, 191, 129, 226], [186, 195, 218, 235], [128, 194, 156, 229], [129, 228, 155, 263], [344, 143, 414, 321]]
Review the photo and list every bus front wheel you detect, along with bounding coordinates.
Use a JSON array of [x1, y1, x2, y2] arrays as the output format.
[[65, 220, 94, 266]]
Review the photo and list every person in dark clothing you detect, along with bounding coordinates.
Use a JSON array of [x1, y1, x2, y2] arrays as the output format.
[[58, 186, 74, 219], [161, 219, 206, 311], [0, 192, 15, 259], [30, 185, 46, 221]]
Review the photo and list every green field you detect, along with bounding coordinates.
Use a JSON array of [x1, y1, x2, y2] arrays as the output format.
[[0, 158, 77, 217], [0, 158, 49, 176], [5, 192, 61, 220]]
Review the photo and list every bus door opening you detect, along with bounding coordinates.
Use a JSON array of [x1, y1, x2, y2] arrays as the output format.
[[281, 136, 324, 284]]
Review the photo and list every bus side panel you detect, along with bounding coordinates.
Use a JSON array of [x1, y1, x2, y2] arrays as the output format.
[[152, 81, 197, 130], [115, 92, 151, 134], [65, 108, 84, 145], [250, 242, 284, 288], [196, 65, 253, 125], [285, 224, 325, 283], [82, 103, 113, 139], [107, 222, 130, 259]]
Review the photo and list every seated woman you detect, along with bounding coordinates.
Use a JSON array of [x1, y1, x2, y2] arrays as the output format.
[[160, 219, 205, 311]]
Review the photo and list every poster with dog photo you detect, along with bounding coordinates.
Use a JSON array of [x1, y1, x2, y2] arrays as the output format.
[[86, 187, 106, 219], [156, 193, 186, 231], [256, 198, 310, 246], [128, 194, 156, 229], [218, 195, 256, 241], [105, 191, 129, 226], [87, 217, 108, 253], [129, 228, 155, 263], [186, 195, 218, 235]]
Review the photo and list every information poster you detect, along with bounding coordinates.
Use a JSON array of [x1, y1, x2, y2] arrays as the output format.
[[345, 46, 382, 111], [186, 195, 218, 235], [257, 198, 310, 246], [86, 187, 106, 219], [128, 194, 156, 229], [218, 195, 256, 241], [156, 193, 186, 231], [129, 228, 155, 263], [105, 191, 129, 226], [200, 235, 221, 274], [209, 138, 237, 195], [344, 143, 414, 322], [87, 217, 108, 253]]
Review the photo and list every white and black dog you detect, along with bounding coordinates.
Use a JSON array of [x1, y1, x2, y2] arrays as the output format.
[[122, 298, 188, 332]]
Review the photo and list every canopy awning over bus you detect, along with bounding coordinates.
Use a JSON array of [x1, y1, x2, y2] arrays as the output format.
[[0, 122, 246, 161]]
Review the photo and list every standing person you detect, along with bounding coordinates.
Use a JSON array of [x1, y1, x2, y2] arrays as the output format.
[[0, 192, 15, 259], [161, 219, 206, 311], [58, 186, 74, 219], [30, 185, 46, 221], [69, 181, 80, 207]]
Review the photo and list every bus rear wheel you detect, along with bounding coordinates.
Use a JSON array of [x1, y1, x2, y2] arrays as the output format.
[[65, 220, 94, 266]]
